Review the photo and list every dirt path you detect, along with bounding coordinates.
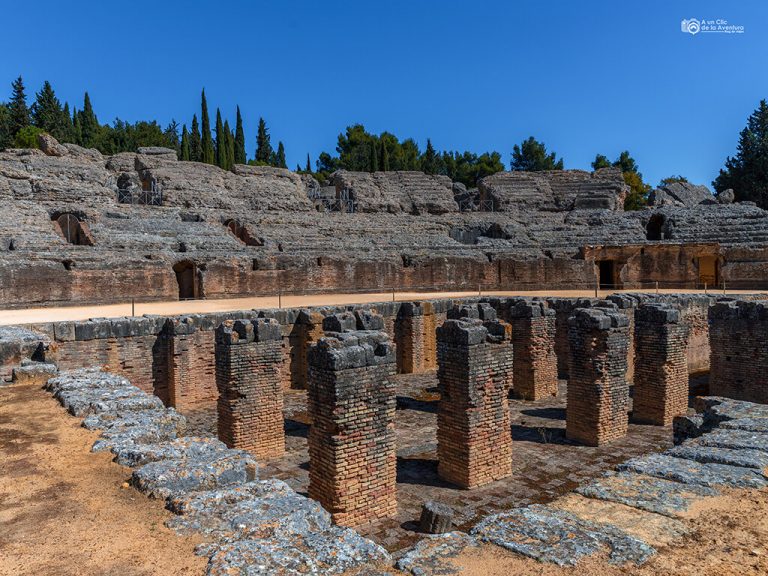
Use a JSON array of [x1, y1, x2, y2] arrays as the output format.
[[448, 488, 768, 576], [0, 288, 749, 326], [0, 380, 207, 576]]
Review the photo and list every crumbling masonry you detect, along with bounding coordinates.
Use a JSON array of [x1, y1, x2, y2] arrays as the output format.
[[566, 307, 630, 446], [709, 300, 768, 404], [214, 318, 284, 458], [436, 317, 514, 488], [307, 329, 397, 526], [395, 302, 438, 373], [506, 299, 558, 400], [632, 303, 689, 425]]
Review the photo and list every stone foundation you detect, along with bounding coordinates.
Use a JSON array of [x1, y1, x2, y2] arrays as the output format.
[[436, 317, 513, 488], [709, 300, 768, 403], [215, 318, 284, 458], [632, 304, 689, 426], [307, 329, 397, 526], [566, 307, 630, 446]]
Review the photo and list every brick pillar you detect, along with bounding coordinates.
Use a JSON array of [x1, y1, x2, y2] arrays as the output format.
[[507, 300, 558, 400], [395, 302, 437, 373], [606, 295, 638, 382], [288, 309, 325, 390], [709, 300, 768, 403], [566, 307, 630, 446], [436, 318, 513, 489], [166, 316, 217, 410], [215, 318, 284, 458], [307, 330, 397, 526], [632, 304, 689, 425]]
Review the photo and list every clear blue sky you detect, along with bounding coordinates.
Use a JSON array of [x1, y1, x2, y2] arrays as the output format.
[[2, 0, 766, 187]]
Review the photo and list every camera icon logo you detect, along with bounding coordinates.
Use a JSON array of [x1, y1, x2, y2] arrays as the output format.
[[681, 18, 701, 35]]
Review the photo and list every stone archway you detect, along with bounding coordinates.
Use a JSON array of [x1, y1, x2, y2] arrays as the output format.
[[52, 213, 94, 246], [173, 261, 199, 300]]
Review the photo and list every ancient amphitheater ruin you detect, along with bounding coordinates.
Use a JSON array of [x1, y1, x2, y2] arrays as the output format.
[[2, 138, 768, 575]]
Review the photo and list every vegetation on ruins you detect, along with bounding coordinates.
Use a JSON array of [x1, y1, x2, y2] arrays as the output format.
[[510, 136, 564, 172], [659, 175, 688, 186], [592, 150, 651, 211], [714, 99, 768, 208], [314, 124, 505, 187]]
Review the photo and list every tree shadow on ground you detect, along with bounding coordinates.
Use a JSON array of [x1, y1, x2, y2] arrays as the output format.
[[396, 396, 437, 413], [511, 423, 571, 445]]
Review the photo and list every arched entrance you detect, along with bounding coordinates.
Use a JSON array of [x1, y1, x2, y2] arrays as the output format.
[[224, 219, 263, 246], [173, 261, 200, 300], [646, 214, 666, 241], [53, 213, 94, 245]]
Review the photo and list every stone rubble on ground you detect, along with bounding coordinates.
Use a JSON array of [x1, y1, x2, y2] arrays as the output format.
[[44, 367, 768, 576], [45, 368, 391, 576]]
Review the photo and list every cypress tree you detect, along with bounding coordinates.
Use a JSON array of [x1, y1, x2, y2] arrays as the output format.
[[369, 140, 378, 172], [71, 106, 82, 145], [275, 141, 287, 168], [79, 92, 99, 148], [60, 102, 75, 142], [180, 124, 191, 161], [305, 153, 311, 172], [0, 104, 10, 150], [215, 108, 224, 167], [31, 81, 65, 138], [200, 90, 214, 164], [380, 141, 390, 171], [421, 138, 438, 174], [226, 122, 236, 170], [234, 105, 246, 165], [190, 114, 201, 162], [8, 76, 30, 137], [255, 117, 273, 164]]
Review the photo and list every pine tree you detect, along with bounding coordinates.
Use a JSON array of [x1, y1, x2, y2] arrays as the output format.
[[714, 100, 768, 208], [215, 108, 224, 167], [234, 105, 246, 165], [79, 92, 100, 148], [275, 141, 287, 168], [8, 76, 30, 137], [164, 119, 180, 151], [200, 90, 215, 164], [31, 81, 66, 138], [255, 117, 273, 164], [305, 154, 311, 172], [190, 114, 201, 162], [510, 136, 563, 171], [180, 124, 191, 161]]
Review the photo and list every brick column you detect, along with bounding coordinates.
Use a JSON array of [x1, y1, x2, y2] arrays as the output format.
[[287, 309, 325, 390], [632, 303, 689, 425], [507, 300, 558, 400], [395, 302, 437, 373], [307, 330, 397, 526], [566, 307, 630, 446], [709, 300, 768, 403], [606, 294, 638, 382], [436, 318, 513, 488], [166, 316, 217, 410], [215, 318, 284, 458]]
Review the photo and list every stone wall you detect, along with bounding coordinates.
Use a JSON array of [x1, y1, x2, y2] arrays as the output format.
[[307, 330, 397, 526], [632, 304, 689, 425], [436, 317, 513, 488], [566, 307, 630, 446], [709, 300, 768, 403], [215, 318, 284, 458]]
